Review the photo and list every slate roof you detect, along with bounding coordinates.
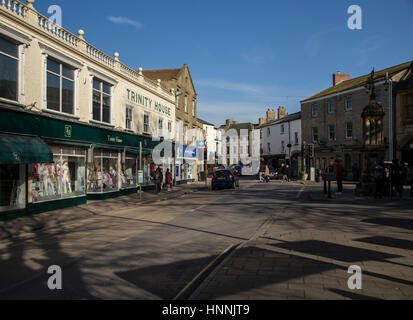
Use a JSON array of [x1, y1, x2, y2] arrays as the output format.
[[302, 61, 413, 103], [258, 112, 301, 129], [197, 118, 216, 127]]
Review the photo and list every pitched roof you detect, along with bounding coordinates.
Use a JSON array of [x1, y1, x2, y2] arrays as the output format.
[[302, 61, 413, 103], [197, 118, 215, 127], [142, 68, 182, 81]]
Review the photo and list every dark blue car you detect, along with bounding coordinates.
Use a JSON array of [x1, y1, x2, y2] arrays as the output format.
[[212, 169, 235, 190]]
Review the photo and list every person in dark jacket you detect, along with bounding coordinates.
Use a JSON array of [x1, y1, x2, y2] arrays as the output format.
[[335, 160, 344, 194], [390, 159, 403, 198], [374, 161, 386, 199], [154, 167, 163, 194]]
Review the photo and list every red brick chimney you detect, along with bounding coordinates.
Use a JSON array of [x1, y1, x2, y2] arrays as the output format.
[[333, 71, 350, 86]]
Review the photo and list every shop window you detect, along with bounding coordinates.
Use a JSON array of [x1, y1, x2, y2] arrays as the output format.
[[0, 164, 26, 213], [87, 150, 119, 193], [144, 112, 150, 134], [31, 147, 86, 202], [0, 36, 18, 102], [92, 78, 112, 123], [121, 154, 137, 188], [47, 57, 75, 114], [125, 106, 133, 130]]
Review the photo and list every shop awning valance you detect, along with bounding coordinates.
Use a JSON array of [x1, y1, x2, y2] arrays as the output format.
[[0, 134, 53, 164]]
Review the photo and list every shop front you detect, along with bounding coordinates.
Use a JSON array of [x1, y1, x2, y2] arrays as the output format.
[[0, 134, 53, 215], [0, 106, 161, 218], [175, 145, 197, 184]]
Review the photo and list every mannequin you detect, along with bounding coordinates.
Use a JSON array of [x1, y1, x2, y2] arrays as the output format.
[[61, 160, 72, 194], [39, 163, 50, 197], [109, 165, 117, 188]]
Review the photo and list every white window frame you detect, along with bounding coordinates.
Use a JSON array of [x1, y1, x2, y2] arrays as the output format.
[[192, 99, 195, 117], [312, 127, 318, 143], [0, 24, 31, 105], [328, 124, 336, 141], [88, 66, 117, 124], [345, 95, 353, 111], [346, 122, 353, 140], [281, 125, 285, 134], [143, 112, 150, 134], [184, 95, 188, 113], [125, 106, 133, 130], [92, 77, 113, 124], [281, 141, 285, 153], [312, 103, 318, 117], [294, 132, 299, 145], [328, 100, 335, 114], [39, 42, 82, 117]]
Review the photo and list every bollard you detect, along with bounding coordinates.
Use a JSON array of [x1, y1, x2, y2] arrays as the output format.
[[328, 179, 332, 199], [324, 176, 327, 194]]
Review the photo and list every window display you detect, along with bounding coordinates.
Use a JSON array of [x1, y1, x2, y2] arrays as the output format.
[[87, 150, 119, 193], [0, 164, 26, 213], [121, 155, 137, 188], [31, 147, 86, 202]]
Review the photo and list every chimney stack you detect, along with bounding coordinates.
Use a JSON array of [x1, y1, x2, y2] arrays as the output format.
[[226, 119, 233, 127], [266, 109, 276, 122], [333, 71, 350, 86], [278, 107, 287, 120]]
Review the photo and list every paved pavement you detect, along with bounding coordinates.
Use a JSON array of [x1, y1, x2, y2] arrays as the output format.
[[191, 181, 413, 300], [0, 182, 208, 241], [0, 179, 412, 300]]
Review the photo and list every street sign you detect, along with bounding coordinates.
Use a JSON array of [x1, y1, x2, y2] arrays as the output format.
[[138, 170, 144, 185]]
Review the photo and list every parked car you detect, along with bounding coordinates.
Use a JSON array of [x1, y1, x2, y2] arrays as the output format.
[[212, 169, 235, 190]]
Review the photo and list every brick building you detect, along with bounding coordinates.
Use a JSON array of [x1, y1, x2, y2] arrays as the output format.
[[301, 61, 413, 180]]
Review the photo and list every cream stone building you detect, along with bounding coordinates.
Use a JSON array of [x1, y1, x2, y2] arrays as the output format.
[[0, 0, 176, 216]]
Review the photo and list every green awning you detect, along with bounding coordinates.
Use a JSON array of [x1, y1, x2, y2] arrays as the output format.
[[0, 134, 53, 164]]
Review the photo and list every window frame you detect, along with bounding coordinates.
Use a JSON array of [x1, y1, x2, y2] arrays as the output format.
[[345, 122, 353, 140], [184, 95, 188, 113], [311, 103, 318, 117], [143, 112, 150, 134], [312, 127, 318, 143], [345, 95, 353, 111], [92, 77, 112, 124], [328, 100, 335, 114], [46, 57, 76, 115], [328, 124, 336, 141], [125, 106, 133, 130], [0, 26, 31, 105]]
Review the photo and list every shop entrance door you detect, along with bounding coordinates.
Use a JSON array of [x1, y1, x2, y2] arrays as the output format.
[[0, 164, 26, 213]]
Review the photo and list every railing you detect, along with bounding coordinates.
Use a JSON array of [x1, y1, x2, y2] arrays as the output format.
[[86, 44, 115, 68], [0, 0, 26, 18], [38, 15, 78, 48]]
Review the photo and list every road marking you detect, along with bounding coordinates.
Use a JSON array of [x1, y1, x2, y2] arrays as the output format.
[[296, 185, 305, 199]]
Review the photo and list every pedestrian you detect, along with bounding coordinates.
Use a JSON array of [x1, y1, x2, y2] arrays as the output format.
[[259, 171, 264, 183], [233, 167, 240, 189], [335, 160, 344, 195], [390, 159, 403, 198], [154, 167, 163, 194], [150, 161, 155, 182], [166, 168, 172, 191], [265, 165, 270, 183], [374, 161, 385, 199], [286, 164, 291, 182], [281, 163, 288, 183]]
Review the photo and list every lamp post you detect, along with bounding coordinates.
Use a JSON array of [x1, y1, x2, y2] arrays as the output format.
[[384, 72, 394, 161]]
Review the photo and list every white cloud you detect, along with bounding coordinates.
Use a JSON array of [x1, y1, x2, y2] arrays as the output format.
[[107, 16, 143, 29]]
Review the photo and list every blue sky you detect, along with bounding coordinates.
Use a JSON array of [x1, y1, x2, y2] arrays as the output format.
[[35, 0, 413, 127]]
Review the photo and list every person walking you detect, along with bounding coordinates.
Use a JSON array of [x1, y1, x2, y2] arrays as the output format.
[[233, 167, 241, 189], [374, 161, 385, 199], [154, 167, 163, 194], [390, 159, 403, 198], [281, 163, 288, 183], [264, 165, 270, 183], [335, 160, 344, 195], [165, 168, 172, 192]]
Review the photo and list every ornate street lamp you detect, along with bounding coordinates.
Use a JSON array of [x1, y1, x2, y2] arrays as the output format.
[[356, 69, 386, 196]]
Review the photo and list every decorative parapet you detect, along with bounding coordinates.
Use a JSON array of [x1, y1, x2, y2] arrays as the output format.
[[0, 0, 174, 101]]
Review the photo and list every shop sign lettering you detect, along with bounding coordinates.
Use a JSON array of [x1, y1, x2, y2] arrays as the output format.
[[107, 135, 123, 143], [126, 88, 171, 116]]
